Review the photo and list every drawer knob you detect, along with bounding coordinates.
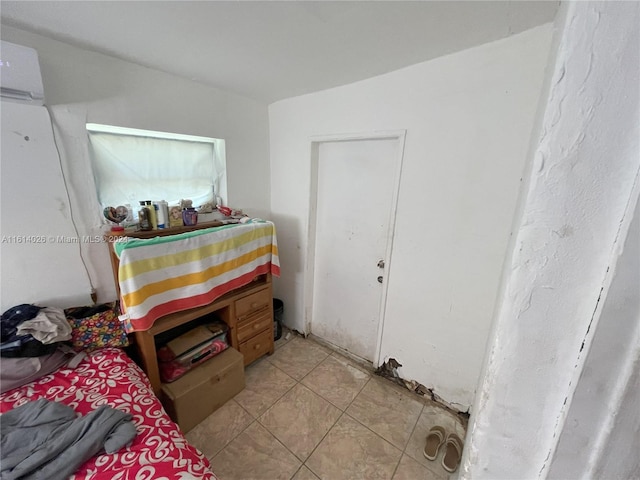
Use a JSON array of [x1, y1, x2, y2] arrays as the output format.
[[254, 323, 260, 329], [251, 302, 260, 308], [254, 344, 261, 350]]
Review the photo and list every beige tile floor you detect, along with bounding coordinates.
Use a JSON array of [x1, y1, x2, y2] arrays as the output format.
[[186, 331, 467, 480]]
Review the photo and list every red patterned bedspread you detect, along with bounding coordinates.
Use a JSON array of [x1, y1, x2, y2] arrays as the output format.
[[0, 348, 216, 480]]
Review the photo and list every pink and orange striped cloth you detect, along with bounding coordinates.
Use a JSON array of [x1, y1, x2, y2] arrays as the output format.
[[113, 220, 280, 332]]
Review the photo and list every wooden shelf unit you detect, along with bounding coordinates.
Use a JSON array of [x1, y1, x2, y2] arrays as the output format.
[[107, 225, 275, 395]]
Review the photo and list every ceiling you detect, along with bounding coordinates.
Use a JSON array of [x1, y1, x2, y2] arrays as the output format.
[[0, 1, 558, 103]]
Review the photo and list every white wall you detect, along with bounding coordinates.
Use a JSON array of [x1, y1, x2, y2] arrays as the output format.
[[0, 25, 270, 306], [461, 1, 640, 477], [1, 102, 93, 310], [548, 193, 639, 479], [269, 25, 553, 409]]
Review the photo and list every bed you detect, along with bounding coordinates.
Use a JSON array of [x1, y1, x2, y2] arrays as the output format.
[[0, 347, 216, 480]]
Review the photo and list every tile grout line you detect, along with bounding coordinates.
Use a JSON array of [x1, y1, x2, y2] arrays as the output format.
[[403, 403, 425, 454], [214, 360, 300, 466], [289, 464, 304, 480], [283, 349, 364, 478], [265, 353, 327, 390], [333, 375, 425, 477], [297, 355, 373, 476], [204, 336, 337, 476], [261, 358, 338, 476], [230, 334, 421, 479], [301, 410, 349, 479], [388, 403, 426, 479], [341, 409, 404, 454], [254, 373, 297, 419], [343, 375, 424, 450], [266, 336, 332, 382], [237, 416, 305, 476], [213, 409, 305, 478], [338, 410, 406, 480], [206, 398, 257, 459], [303, 366, 407, 452], [256, 376, 334, 480]]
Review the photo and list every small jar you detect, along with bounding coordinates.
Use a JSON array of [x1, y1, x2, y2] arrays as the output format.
[[182, 207, 198, 226]]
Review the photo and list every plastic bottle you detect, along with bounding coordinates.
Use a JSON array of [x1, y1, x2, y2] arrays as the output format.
[[123, 203, 134, 226], [138, 201, 152, 231], [156, 200, 168, 229], [145, 200, 157, 230]]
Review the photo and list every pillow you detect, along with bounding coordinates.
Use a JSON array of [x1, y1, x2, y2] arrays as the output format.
[[65, 303, 129, 352]]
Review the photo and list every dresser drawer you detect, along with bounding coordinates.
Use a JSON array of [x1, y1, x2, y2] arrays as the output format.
[[237, 307, 272, 343], [238, 328, 273, 366], [235, 288, 271, 319]]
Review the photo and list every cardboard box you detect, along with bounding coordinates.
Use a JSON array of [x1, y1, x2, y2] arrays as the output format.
[[161, 347, 245, 433]]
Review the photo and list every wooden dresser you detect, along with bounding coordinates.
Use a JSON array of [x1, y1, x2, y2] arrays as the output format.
[[107, 222, 275, 395]]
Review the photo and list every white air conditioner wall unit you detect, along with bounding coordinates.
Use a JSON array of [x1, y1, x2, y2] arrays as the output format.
[[1, 41, 45, 105]]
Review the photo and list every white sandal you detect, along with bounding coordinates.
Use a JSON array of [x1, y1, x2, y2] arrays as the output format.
[[423, 425, 446, 461], [442, 432, 463, 473]]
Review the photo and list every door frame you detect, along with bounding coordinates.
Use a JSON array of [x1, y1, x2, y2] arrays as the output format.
[[304, 130, 406, 366]]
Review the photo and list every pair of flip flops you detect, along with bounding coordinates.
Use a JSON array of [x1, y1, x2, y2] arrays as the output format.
[[423, 426, 463, 473]]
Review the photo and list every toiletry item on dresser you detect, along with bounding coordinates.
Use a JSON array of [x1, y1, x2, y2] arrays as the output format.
[[138, 201, 152, 231], [145, 201, 157, 230], [182, 207, 198, 226], [168, 205, 183, 227], [156, 200, 168, 229]]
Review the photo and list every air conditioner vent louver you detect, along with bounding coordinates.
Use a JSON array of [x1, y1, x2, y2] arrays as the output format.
[[1, 86, 44, 102]]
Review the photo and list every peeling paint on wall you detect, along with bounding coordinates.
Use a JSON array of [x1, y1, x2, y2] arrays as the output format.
[[376, 357, 471, 418]]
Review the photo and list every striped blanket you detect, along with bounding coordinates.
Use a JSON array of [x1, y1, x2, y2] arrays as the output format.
[[113, 220, 280, 333]]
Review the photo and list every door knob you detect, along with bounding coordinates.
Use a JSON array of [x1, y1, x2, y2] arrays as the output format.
[[377, 260, 385, 268], [377, 276, 383, 283]]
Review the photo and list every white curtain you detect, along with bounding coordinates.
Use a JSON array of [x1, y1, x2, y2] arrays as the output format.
[[87, 125, 225, 213]]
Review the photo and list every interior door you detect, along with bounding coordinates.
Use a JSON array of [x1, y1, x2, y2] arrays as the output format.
[[311, 137, 399, 362]]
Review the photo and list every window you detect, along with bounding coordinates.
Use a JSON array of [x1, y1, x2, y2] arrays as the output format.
[[86, 124, 226, 216]]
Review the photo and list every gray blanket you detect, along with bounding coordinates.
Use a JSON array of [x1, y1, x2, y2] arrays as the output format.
[[0, 398, 136, 480]]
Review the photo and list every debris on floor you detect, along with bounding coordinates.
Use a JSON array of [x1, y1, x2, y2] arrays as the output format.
[[376, 359, 431, 397], [375, 358, 405, 386], [375, 357, 470, 423]]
